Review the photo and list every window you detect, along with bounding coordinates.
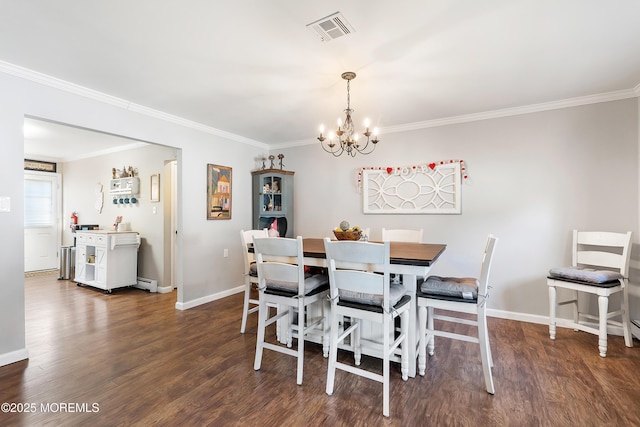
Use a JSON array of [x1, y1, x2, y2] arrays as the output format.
[[24, 177, 54, 227]]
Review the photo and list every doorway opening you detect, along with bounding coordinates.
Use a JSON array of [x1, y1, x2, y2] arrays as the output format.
[[23, 116, 182, 298]]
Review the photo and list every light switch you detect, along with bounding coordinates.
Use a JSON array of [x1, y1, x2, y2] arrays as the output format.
[[0, 197, 10, 212]]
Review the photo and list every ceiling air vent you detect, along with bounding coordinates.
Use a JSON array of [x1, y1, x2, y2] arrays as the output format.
[[306, 12, 355, 42]]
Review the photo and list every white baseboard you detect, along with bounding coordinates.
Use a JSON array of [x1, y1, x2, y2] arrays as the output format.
[[171, 291, 640, 341], [0, 348, 29, 367], [487, 308, 633, 338], [175, 285, 244, 310], [156, 285, 174, 294], [487, 308, 549, 325]]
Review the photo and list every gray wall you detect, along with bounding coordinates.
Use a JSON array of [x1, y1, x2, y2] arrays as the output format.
[[1, 68, 638, 366], [279, 99, 640, 322]]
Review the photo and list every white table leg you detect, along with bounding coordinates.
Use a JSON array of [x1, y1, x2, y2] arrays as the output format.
[[403, 273, 417, 378]]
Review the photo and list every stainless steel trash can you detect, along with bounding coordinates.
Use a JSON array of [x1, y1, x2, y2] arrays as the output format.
[[59, 246, 76, 280]]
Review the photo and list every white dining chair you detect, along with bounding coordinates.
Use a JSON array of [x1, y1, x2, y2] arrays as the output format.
[[239, 228, 269, 333], [547, 230, 633, 357], [382, 228, 424, 285], [381, 228, 424, 243], [417, 235, 498, 394], [253, 236, 330, 385], [323, 238, 410, 417]]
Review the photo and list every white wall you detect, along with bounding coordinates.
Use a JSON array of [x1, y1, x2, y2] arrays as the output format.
[[0, 71, 268, 366], [61, 143, 177, 287], [278, 99, 640, 322]]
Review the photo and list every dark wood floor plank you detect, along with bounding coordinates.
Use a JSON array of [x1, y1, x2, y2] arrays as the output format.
[[1, 273, 639, 426]]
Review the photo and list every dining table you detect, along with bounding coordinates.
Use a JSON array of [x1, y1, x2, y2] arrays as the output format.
[[251, 237, 447, 378], [301, 238, 446, 377]]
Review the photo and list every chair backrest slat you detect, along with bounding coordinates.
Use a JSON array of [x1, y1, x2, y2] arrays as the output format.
[[576, 251, 625, 271], [332, 269, 384, 295]]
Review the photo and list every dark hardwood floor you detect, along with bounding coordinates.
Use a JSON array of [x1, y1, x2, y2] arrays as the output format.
[[1, 273, 639, 426]]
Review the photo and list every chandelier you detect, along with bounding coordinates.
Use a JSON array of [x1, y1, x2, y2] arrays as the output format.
[[318, 71, 380, 157]]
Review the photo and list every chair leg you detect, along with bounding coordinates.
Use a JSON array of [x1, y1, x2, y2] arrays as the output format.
[[286, 308, 294, 348], [326, 305, 339, 396], [427, 306, 435, 356], [354, 318, 362, 366], [597, 295, 609, 357], [322, 299, 330, 358], [418, 305, 427, 376], [572, 289, 579, 331], [382, 313, 390, 417], [296, 299, 304, 385], [240, 281, 252, 334], [478, 311, 495, 394], [401, 310, 409, 382], [254, 294, 267, 371], [622, 286, 634, 348], [548, 285, 557, 340]]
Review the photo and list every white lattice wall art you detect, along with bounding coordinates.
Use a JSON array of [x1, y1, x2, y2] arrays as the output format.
[[362, 162, 461, 214]]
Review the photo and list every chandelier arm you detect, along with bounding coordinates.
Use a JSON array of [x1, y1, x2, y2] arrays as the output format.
[[321, 140, 345, 157]]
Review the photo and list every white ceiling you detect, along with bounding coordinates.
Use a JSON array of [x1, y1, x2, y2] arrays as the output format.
[[5, 1, 640, 161]]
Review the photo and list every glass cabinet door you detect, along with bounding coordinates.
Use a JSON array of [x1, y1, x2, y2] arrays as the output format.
[[261, 175, 283, 213]]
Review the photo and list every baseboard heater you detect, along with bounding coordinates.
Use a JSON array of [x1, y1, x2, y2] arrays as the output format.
[[135, 277, 158, 292]]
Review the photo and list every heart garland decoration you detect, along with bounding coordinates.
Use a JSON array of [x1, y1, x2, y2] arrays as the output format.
[[357, 159, 470, 191]]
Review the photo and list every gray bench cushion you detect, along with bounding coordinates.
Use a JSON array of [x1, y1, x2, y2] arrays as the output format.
[[266, 273, 329, 294], [420, 275, 478, 301], [339, 282, 407, 307], [548, 267, 622, 284]]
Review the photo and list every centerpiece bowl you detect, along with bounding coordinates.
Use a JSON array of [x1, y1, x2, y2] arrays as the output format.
[[333, 230, 362, 241]]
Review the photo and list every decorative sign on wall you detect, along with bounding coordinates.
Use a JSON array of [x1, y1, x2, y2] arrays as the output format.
[[24, 159, 56, 173], [361, 161, 463, 214]]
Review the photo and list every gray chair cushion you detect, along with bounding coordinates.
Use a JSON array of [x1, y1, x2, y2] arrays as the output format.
[[548, 266, 622, 285], [339, 282, 407, 307], [420, 275, 478, 301], [249, 261, 258, 277], [266, 273, 329, 294]]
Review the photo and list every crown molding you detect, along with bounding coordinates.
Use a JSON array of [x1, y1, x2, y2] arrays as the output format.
[[277, 86, 640, 148], [3, 60, 637, 151], [0, 60, 269, 150], [383, 88, 639, 135]]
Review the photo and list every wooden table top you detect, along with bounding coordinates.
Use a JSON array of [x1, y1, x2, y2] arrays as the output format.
[[302, 238, 446, 267]]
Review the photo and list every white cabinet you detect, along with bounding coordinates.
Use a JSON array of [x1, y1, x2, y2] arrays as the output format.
[[74, 231, 140, 293]]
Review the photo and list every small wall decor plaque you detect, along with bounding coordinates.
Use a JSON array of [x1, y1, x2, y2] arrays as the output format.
[[207, 164, 232, 220]]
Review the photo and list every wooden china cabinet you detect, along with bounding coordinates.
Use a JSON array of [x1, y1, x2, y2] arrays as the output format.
[[251, 169, 294, 238]]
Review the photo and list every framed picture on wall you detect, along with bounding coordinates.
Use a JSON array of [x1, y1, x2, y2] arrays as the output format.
[[207, 164, 232, 220]]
